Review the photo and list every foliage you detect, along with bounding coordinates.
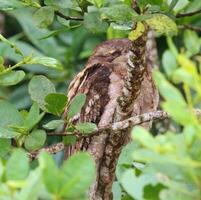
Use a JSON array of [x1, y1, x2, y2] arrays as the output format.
[[0, 0, 201, 199], [115, 34, 201, 200], [0, 150, 95, 200]]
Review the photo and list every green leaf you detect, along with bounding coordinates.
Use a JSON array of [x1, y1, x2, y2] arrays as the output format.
[[87, 0, 105, 7], [153, 70, 186, 105], [0, 159, 3, 180], [171, 0, 189, 12], [39, 152, 60, 194], [0, 70, 25, 86], [33, 6, 55, 28], [137, 0, 163, 9], [28, 75, 56, 111], [0, 127, 20, 139], [172, 68, 195, 88], [28, 56, 63, 70], [6, 149, 29, 181], [0, 100, 23, 128], [159, 177, 200, 200], [121, 169, 158, 200], [84, 12, 108, 33], [110, 23, 132, 31], [112, 181, 122, 200], [12, 9, 64, 58], [183, 126, 196, 146], [9, 125, 28, 135], [162, 50, 178, 78], [132, 126, 157, 150], [132, 14, 154, 22], [43, 119, 64, 130], [146, 14, 178, 36], [162, 102, 197, 126], [44, 0, 79, 9], [19, 0, 41, 8], [169, 0, 179, 10], [17, 169, 42, 200], [122, 196, 133, 200], [67, 94, 86, 119], [0, 56, 5, 72], [183, 30, 200, 56], [24, 129, 46, 151], [45, 93, 67, 116], [56, 16, 70, 27], [75, 122, 97, 134], [63, 135, 77, 145], [23, 102, 44, 130], [107, 24, 129, 39], [101, 4, 136, 22], [166, 37, 178, 56], [116, 142, 139, 181], [0, 139, 11, 158], [59, 152, 95, 198], [144, 184, 164, 200], [0, 0, 23, 10], [132, 148, 196, 168]]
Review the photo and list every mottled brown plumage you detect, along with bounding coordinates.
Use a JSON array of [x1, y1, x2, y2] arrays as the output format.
[[65, 32, 159, 199]]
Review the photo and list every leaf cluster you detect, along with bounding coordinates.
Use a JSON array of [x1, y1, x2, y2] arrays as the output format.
[[0, 150, 95, 200]]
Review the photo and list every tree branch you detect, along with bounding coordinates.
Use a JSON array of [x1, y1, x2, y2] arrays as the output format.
[[49, 109, 201, 138], [178, 24, 201, 33], [99, 109, 201, 132], [55, 11, 83, 21], [176, 8, 201, 18], [28, 142, 65, 160], [111, 110, 168, 130], [43, 110, 167, 161], [31, 109, 201, 160], [48, 110, 168, 137]]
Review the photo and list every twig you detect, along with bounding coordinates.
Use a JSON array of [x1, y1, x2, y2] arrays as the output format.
[[111, 110, 168, 130], [30, 109, 201, 160], [52, 111, 168, 137], [103, 109, 201, 131], [48, 110, 169, 137], [28, 142, 65, 160], [48, 109, 201, 137], [55, 11, 83, 21], [178, 25, 201, 33], [176, 8, 201, 18]]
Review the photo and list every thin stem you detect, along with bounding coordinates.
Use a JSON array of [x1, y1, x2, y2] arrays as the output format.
[[28, 142, 65, 160], [55, 11, 83, 21], [9, 60, 26, 71], [176, 8, 201, 18], [0, 59, 26, 75], [178, 25, 201, 33]]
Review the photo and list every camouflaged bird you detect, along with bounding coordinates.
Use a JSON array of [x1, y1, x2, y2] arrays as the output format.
[[64, 30, 159, 199]]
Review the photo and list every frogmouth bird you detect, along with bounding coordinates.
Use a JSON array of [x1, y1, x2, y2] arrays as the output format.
[[64, 29, 159, 200]]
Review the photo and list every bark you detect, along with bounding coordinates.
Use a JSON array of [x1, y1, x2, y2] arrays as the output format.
[[93, 24, 150, 200]]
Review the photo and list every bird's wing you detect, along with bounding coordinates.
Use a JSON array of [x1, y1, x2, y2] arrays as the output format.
[[67, 63, 112, 124], [65, 63, 112, 156]]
